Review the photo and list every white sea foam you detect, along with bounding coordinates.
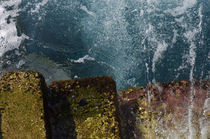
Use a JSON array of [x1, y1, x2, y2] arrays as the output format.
[[184, 7, 202, 80], [185, 4, 203, 139], [70, 55, 95, 63], [203, 98, 210, 116], [172, 29, 178, 44], [175, 16, 184, 23], [140, 9, 144, 16], [166, 0, 197, 16], [81, 0, 136, 88], [81, 5, 95, 17], [16, 59, 25, 69], [152, 41, 168, 72], [30, 0, 49, 14], [0, 0, 28, 57]]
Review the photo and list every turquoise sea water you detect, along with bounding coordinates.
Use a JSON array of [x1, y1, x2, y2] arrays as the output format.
[[0, 0, 209, 89]]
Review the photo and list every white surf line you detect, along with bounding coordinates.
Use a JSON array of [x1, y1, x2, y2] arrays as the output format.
[[152, 41, 168, 83], [70, 55, 95, 63], [197, 4, 209, 139], [81, 5, 96, 17], [186, 3, 203, 139], [201, 98, 210, 139]]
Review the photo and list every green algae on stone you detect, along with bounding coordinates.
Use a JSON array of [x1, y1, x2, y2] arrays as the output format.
[[49, 76, 120, 139], [0, 70, 50, 139]]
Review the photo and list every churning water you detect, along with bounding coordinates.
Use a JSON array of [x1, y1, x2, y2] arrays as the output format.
[[0, 0, 209, 89], [0, 0, 210, 138]]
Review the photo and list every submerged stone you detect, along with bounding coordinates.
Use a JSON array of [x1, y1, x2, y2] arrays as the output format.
[[49, 76, 120, 139], [118, 80, 210, 139], [0, 70, 50, 139]]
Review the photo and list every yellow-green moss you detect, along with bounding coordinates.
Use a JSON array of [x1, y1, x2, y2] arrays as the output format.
[[71, 88, 118, 139], [0, 70, 48, 139], [136, 99, 157, 139], [49, 76, 120, 139]]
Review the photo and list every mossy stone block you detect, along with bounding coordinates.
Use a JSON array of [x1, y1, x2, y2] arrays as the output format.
[[49, 76, 120, 139], [118, 80, 210, 139], [0, 70, 49, 139]]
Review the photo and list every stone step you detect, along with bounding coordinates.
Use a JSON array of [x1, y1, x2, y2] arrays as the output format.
[[0, 70, 51, 139], [48, 76, 121, 139], [118, 80, 210, 139], [0, 70, 209, 139]]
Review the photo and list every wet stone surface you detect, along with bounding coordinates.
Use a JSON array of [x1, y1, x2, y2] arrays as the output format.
[[48, 76, 121, 139], [118, 80, 210, 139], [0, 70, 209, 139]]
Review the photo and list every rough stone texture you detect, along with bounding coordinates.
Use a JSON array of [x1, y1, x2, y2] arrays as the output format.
[[49, 76, 120, 139], [118, 80, 210, 139], [1, 70, 208, 139], [0, 70, 50, 139]]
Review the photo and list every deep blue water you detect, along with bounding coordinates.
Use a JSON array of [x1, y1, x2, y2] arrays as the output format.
[[0, 0, 209, 89]]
